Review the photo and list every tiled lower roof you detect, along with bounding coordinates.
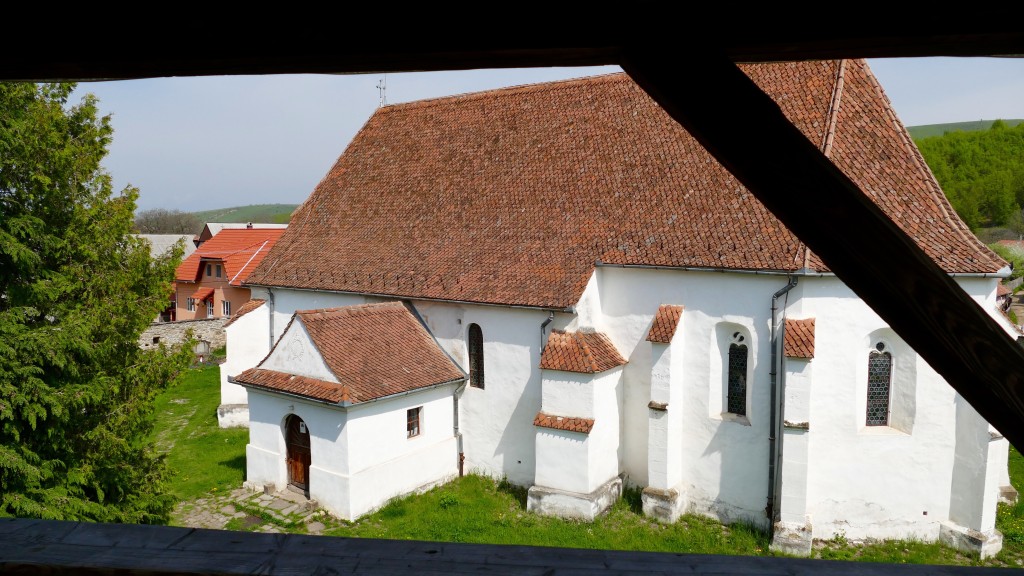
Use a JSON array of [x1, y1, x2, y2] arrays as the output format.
[[784, 318, 815, 359], [646, 305, 684, 343], [191, 287, 215, 302], [540, 330, 626, 374], [224, 299, 266, 328], [234, 368, 348, 403], [533, 412, 594, 434], [240, 302, 465, 405]]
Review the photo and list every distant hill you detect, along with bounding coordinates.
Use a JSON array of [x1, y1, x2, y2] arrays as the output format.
[[907, 119, 1024, 140], [191, 204, 298, 225]]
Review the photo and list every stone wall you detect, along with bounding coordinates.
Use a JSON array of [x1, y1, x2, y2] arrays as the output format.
[[139, 317, 226, 351]]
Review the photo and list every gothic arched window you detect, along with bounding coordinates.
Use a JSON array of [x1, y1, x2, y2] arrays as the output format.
[[468, 323, 485, 389], [866, 342, 892, 426], [727, 332, 747, 415]]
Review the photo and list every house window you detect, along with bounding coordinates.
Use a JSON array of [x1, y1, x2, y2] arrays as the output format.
[[206, 263, 212, 276], [468, 323, 484, 389], [866, 342, 893, 426], [186, 297, 195, 312], [726, 332, 747, 415], [222, 300, 231, 317], [407, 407, 421, 438], [215, 264, 222, 278], [206, 300, 214, 316]]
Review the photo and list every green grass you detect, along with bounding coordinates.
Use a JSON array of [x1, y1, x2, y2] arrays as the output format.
[[155, 363, 1024, 566], [190, 203, 297, 225], [316, 476, 769, 554], [152, 362, 248, 501], [907, 119, 1024, 140]]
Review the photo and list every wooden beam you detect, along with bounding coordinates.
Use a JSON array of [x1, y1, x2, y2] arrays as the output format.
[[621, 49, 1024, 449], [1, 28, 1021, 81], [0, 518, 1003, 574]]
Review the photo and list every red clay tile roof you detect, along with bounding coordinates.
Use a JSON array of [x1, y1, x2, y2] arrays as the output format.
[[540, 330, 626, 374], [236, 302, 465, 404], [647, 305, 684, 344], [234, 368, 349, 403], [191, 287, 215, 302], [176, 228, 286, 287], [533, 412, 595, 434], [784, 318, 815, 359], [998, 284, 1011, 297], [246, 62, 1003, 308], [223, 299, 266, 328]]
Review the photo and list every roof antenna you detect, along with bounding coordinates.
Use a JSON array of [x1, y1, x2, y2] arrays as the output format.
[[377, 74, 387, 107]]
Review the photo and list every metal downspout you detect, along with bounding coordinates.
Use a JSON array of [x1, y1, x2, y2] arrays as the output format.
[[453, 379, 468, 476], [540, 311, 554, 349], [767, 275, 798, 529], [267, 288, 275, 350]]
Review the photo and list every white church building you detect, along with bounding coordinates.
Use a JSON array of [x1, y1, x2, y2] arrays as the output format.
[[219, 60, 1017, 557]]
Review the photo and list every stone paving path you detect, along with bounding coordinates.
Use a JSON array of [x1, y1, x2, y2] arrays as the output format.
[[172, 487, 328, 535]]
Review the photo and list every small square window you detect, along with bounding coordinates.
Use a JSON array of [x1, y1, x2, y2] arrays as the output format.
[[407, 407, 421, 438]]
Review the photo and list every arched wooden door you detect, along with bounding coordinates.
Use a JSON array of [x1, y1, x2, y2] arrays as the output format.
[[284, 414, 311, 492]]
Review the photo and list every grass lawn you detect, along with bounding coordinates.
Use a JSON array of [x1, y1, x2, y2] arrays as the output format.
[[153, 363, 1024, 566], [152, 361, 248, 501]]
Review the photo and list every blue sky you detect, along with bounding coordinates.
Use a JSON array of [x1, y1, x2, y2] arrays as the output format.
[[70, 57, 1024, 212]]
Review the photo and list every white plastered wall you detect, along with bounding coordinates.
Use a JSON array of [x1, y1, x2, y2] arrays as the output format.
[[245, 384, 458, 520], [415, 301, 567, 487], [596, 266, 781, 527], [260, 320, 337, 383], [795, 275, 1006, 541], [535, 368, 623, 494], [220, 292, 272, 406], [647, 333, 686, 492]]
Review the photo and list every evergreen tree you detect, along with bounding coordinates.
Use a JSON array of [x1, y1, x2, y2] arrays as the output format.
[[0, 83, 192, 523]]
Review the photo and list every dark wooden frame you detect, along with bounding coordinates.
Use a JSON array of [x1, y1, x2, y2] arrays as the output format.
[[3, 25, 1024, 575]]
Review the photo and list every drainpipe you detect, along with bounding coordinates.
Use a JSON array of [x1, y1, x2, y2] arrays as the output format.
[[540, 311, 554, 349], [767, 275, 798, 529], [453, 379, 468, 476], [267, 288, 275, 350]]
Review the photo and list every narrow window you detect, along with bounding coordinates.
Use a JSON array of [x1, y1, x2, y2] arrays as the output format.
[[222, 300, 231, 316], [407, 407, 421, 438], [727, 332, 747, 415], [215, 264, 222, 278], [468, 323, 485, 389], [186, 297, 195, 312], [206, 301, 214, 316], [866, 342, 892, 426], [206, 263, 211, 276]]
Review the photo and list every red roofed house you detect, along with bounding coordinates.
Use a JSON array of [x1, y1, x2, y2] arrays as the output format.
[[174, 227, 285, 322], [221, 62, 1016, 556]]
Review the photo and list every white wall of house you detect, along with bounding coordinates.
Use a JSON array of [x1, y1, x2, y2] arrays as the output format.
[[535, 367, 623, 495], [219, 300, 271, 425], [415, 301, 567, 487], [234, 271, 1009, 539], [260, 321, 337, 382], [596, 266, 784, 527], [787, 275, 1006, 542], [244, 383, 458, 520]]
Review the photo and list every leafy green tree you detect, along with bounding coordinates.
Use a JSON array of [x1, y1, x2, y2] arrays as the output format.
[[917, 120, 1024, 229], [0, 83, 192, 523]]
